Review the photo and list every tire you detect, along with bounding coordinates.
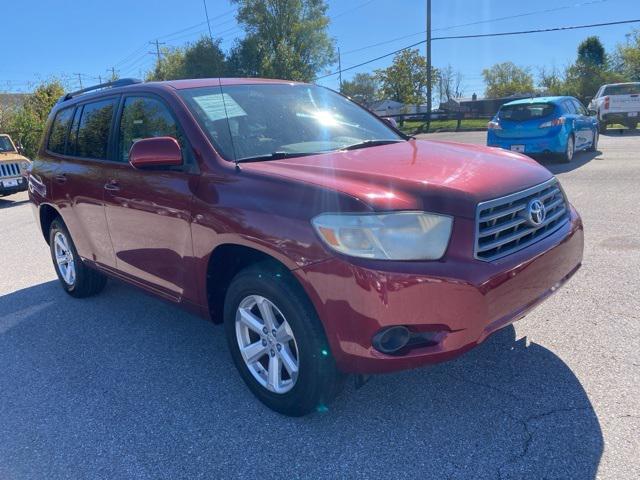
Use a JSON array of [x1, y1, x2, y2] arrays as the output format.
[[560, 134, 575, 163], [223, 262, 344, 416], [587, 129, 598, 152], [49, 218, 107, 298], [598, 119, 607, 134]]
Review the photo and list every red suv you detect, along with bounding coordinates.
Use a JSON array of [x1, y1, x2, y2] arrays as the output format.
[[29, 78, 583, 416]]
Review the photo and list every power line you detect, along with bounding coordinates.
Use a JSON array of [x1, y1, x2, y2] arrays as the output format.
[[332, 0, 377, 20], [341, 0, 616, 56], [315, 18, 640, 81]]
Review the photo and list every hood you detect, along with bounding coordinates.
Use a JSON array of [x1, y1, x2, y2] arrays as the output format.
[[242, 139, 553, 219], [0, 152, 29, 163]]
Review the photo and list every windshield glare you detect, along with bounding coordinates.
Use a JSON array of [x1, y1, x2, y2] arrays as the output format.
[[179, 84, 402, 161]]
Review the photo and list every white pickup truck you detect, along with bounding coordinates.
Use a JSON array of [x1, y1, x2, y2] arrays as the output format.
[[588, 82, 640, 133]]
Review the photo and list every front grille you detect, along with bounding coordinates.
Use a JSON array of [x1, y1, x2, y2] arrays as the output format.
[[0, 163, 20, 178], [475, 178, 569, 261]]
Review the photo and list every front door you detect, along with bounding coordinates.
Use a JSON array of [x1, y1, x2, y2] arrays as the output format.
[[104, 95, 198, 300]]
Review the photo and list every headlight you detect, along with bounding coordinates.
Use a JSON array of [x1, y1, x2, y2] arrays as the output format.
[[20, 161, 29, 170], [312, 212, 453, 260]]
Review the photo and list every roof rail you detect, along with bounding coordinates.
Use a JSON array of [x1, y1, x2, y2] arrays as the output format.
[[60, 78, 143, 102]]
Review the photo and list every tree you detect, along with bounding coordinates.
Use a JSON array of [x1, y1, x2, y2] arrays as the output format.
[[231, 0, 335, 82], [227, 36, 262, 77], [340, 73, 379, 107], [538, 66, 566, 95], [482, 62, 534, 98], [564, 36, 625, 102], [437, 65, 464, 104], [375, 49, 436, 105], [3, 79, 65, 158], [614, 30, 640, 81], [577, 36, 607, 67], [147, 37, 227, 81]]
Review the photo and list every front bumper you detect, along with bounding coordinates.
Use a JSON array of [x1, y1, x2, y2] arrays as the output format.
[[295, 206, 583, 374], [0, 176, 28, 195]]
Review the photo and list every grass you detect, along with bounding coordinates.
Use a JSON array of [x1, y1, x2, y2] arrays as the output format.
[[397, 118, 489, 135]]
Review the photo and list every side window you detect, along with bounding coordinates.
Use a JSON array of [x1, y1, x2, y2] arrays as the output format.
[[573, 99, 587, 116], [76, 98, 117, 160], [47, 108, 74, 154], [119, 96, 179, 162], [563, 100, 577, 114]]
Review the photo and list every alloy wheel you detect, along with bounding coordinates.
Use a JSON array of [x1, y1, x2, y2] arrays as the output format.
[[53, 231, 76, 286], [235, 295, 300, 394]]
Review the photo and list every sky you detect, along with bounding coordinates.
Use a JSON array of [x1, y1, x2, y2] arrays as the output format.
[[0, 0, 638, 98]]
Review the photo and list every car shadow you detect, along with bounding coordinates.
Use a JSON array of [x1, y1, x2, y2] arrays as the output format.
[[0, 196, 29, 209], [534, 150, 600, 175], [0, 281, 603, 479], [601, 129, 640, 137]]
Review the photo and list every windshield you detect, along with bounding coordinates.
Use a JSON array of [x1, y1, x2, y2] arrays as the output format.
[[0, 136, 16, 153], [179, 84, 403, 161], [498, 103, 556, 122], [603, 83, 640, 95]]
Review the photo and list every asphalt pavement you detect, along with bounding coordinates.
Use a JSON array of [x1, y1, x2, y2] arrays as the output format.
[[0, 131, 638, 479]]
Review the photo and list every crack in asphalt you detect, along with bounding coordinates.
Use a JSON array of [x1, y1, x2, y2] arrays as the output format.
[[497, 407, 592, 480]]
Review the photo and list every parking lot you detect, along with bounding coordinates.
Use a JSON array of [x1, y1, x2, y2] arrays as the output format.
[[1, 131, 638, 479]]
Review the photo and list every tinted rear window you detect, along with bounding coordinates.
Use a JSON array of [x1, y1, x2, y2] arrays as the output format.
[[499, 103, 556, 121], [47, 108, 74, 154], [603, 84, 640, 95], [75, 98, 117, 160]]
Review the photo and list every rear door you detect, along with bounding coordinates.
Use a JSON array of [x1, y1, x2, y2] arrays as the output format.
[[48, 98, 119, 268], [103, 94, 199, 301]]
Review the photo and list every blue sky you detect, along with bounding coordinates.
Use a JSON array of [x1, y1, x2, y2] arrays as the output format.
[[1, 0, 637, 97]]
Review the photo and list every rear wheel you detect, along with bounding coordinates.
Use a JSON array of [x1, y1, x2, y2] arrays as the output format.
[[223, 263, 344, 416], [560, 134, 575, 163], [49, 219, 107, 297]]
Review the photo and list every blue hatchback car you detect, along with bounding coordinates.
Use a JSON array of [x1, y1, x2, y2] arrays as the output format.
[[487, 96, 599, 162]]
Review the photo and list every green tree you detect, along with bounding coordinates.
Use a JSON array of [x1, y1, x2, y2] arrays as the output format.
[[614, 30, 640, 81], [482, 62, 534, 98], [147, 37, 226, 81], [538, 66, 566, 95], [340, 73, 379, 107], [226, 36, 262, 77], [231, 0, 335, 81], [577, 36, 607, 66], [4, 79, 65, 158], [563, 36, 625, 102], [375, 49, 436, 105]]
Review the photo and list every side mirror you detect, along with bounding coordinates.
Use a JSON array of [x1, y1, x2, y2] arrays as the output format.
[[129, 137, 183, 169], [383, 117, 398, 129]]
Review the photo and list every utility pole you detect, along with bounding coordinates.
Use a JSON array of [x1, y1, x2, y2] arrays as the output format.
[[426, 0, 432, 133], [149, 40, 166, 80], [98, 75, 102, 84], [203, 0, 214, 44], [107, 67, 117, 81], [73, 73, 84, 89], [338, 47, 343, 91]]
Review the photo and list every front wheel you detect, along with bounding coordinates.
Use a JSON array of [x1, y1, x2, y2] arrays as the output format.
[[560, 134, 575, 163], [224, 263, 344, 416], [49, 219, 107, 297]]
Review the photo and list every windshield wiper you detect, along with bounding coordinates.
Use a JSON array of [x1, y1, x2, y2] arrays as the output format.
[[235, 151, 325, 163], [341, 139, 405, 151]]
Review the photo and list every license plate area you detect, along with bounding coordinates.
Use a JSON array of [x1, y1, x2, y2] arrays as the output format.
[[628, 112, 638, 117], [2, 179, 19, 188], [510, 145, 525, 153]]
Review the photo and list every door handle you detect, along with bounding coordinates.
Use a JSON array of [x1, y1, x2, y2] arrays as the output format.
[[54, 173, 67, 184], [104, 179, 120, 192]]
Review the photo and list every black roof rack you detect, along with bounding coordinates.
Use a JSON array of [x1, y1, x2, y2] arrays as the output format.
[[59, 78, 143, 102]]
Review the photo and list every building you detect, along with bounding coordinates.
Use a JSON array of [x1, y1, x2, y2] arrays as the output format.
[[441, 93, 531, 116]]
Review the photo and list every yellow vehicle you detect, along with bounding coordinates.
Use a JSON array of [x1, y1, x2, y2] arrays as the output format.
[[0, 134, 30, 196]]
